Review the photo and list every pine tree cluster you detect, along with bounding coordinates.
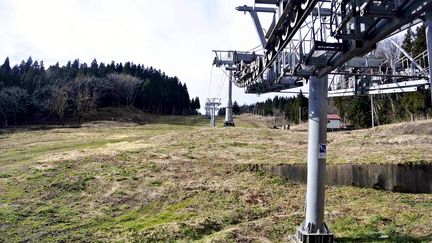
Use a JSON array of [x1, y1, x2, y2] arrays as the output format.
[[0, 57, 200, 126], [254, 94, 308, 124]]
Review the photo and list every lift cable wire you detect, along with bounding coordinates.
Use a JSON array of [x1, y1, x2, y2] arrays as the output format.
[[207, 65, 214, 97], [217, 67, 231, 100], [247, 44, 262, 52], [216, 70, 226, 98], [219, 67, 230, 79], [215, 68, 227, 98]]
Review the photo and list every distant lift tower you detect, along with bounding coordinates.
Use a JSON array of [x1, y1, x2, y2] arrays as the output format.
[[213, 50, 259, 126], [213, 51, 236, 126], [205, 98, 221, 128]]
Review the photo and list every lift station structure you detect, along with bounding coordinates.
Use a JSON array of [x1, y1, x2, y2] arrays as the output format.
[[215, 0, 432, 242]]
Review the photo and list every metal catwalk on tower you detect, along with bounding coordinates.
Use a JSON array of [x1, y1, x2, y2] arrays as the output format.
[[232, 0, 431, 98]]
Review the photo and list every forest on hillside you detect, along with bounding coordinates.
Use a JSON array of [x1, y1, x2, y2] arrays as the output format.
[[0, 58, 200, 127]]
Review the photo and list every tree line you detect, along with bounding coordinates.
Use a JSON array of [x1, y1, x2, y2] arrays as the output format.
[[0, 57, 200, 127], [249, 94, 308, 124], [248, 88, 429, 129], [334, 24, 431, 128], [217, 101, 241, 116]]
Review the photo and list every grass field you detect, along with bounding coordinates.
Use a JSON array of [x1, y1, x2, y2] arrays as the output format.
[[1, 111, 431, 242]]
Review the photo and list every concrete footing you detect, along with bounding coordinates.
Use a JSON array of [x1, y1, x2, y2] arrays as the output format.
[[253, 163, 432, 193], [294, 223, 333, 243], [224, 121, 235, 127]]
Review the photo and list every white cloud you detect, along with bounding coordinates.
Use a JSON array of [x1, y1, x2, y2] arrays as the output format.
[[0, 0, 290, 112]]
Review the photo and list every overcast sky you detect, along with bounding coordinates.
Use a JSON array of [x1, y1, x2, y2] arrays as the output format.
[[0, 0, 285, 111]]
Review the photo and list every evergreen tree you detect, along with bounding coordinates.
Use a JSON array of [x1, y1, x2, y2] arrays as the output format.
[[194, 97, 201, 110], [400, 28, 414, 68], [232, 101, 240, 115], [218, 107, 226, 116], [296, 92, 308, 122], [24, 56, 33, 72], [1, 57, 11, 74], [0, 57, 11, 87], [40, 61, 45, 71], [123, 62, 132, 74], [90, 59, 99, 76], [345, 96, 371, 128], [412, 24, 426, 58], [401, 28, 413, 54], [401, 91, 427, 119], [190, 98, 195, 109]]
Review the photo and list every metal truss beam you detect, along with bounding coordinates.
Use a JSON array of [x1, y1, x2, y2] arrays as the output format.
[[390, 39, 426, 75], [279, 79, 428, 96], [329, 87, 419, 97], [234, 0, 432, 95], [235, 6, 276, 49], [318, 0, 432, 77]]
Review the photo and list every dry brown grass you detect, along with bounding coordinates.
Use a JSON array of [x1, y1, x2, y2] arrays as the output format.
[[0, 114, 431, 242]]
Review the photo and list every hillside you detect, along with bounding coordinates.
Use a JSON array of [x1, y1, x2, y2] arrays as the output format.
[[0, 57, 201, 127], [0, 113, 431, 241]]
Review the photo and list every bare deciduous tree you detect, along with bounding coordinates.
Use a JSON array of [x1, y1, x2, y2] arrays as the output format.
[[107, 73, 140, 107], [69, 77, 94, 123], [375, 36, 403, 67], [48, 85, 68, 123]]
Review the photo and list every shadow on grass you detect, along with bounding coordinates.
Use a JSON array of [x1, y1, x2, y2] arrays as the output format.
[[151, 115, 209, 127], [0, 124, 83, 135], [0, 115, 208, 135], [336, 233, 432, 242]]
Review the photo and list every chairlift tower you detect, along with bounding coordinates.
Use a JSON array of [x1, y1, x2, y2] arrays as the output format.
[[213, 50, 261, 126], [205, 98, 221, 128], [224, 0, 432, 242], [213, 51, 235, 126]]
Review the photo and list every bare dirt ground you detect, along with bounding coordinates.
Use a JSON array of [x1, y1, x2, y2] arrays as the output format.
[[0, 113, 431, 242]]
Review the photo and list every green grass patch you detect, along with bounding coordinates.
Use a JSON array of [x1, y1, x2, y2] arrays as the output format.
[[0, 116, 431, 242]]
